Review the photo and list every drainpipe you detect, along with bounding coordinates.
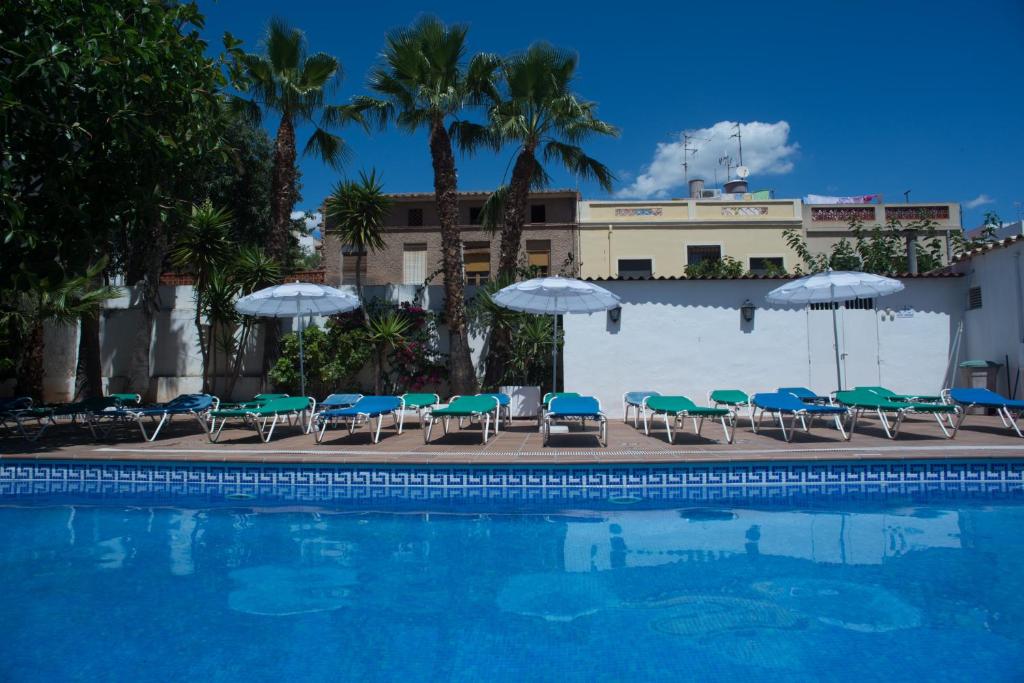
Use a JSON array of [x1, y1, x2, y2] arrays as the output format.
[[905, 230, 918, 274], [607, 224, 613, 276]]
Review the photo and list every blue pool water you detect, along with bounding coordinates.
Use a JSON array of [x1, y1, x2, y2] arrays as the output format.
[[2, 475, 1024, 681]]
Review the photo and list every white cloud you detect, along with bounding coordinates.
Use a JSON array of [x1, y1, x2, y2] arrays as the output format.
[[291, 210, 324, 234], [617, 120, 799, 199], [964, 193, 995, 209]]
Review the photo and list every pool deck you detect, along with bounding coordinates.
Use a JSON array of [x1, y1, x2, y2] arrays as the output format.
[[2, 412, 1023, 464]]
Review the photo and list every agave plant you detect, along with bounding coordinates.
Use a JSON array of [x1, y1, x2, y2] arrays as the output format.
[[366, 310, 412, 395]]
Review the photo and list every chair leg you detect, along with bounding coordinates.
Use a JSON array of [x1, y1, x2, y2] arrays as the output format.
[[642, 408, 650, 435], [834, 414, 850, 441], [599, 417, 607, 447], [721, 416, 734, 444], [262, 414, 279, 443], [482, 414, 491, 443], [146, 413, 170, 442], [316, 418, 329, 443], [696, 416, 705, 437], [424, 418, 434, 444], [1003, 407, 1024, 437], [664, 412, 673, 444], [933, 411, 952, 438], [373, 414, 383, 443], [777, 413, 790, 442]]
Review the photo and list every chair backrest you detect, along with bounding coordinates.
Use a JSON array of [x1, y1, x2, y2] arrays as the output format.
[[477, 392, 510, 406], [855, 386, 896, 399], [645, 395, 698, 413], [448, 395, 500, 413], [543, 392, 580, 406], [261, 396, 313, 413], [753, 392, 809, 412], [624, 391, 660, 405], [402, 392, 440, 408], [949, 387, 1006, 405], [110, 393, 141, 406], [164, 394, 214, 412], [254, 393, 289, 402], [834, 389, 898, 408], [549, 395, 601, 416], [778, 387, 818, 400], [710, 389, 749, 405], [0, 396, 32, 412], [322, 393, 362, 408], [351, 395, 403, 413]]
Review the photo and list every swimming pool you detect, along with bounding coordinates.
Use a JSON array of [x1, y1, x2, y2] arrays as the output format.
[[2, 460, 1024, 682]]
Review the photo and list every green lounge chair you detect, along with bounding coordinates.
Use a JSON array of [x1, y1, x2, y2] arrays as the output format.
[[218, 393, 289, 411], [423, 395, 500, 444], [834, 388, 960, 439], [12, 396, 123, 441], [400, 392, 440, 428], [709, 389, 755, 429], [854, 386, 944, 404], [642, 395, 736, 444], [208, 396, 315, 443]]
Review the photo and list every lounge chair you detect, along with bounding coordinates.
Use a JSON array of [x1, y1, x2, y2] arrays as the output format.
[[320, 393, 362, 410], [834, 388, 960, 439], [542, 395, 607, 447], [623, 391, 660, 427], [9, 396, 123, 441], [423, 395, 500, 444], [208, 396, 315, 443], [778, 387, 832, 404], [313, 395, 404, 444], [538, 392, 580, 426], [0, 397, 33, 439], [401, 392, 440, 428], [752, 392, 851, 442], [94, 394, 217, 441], [641, 395, 735, 444], [709, 389, 755, 428], [478, 392, 511, 431], [219, 393, 290, 411], [945, 388, 1024, 437], [855, 386, 943, 404]]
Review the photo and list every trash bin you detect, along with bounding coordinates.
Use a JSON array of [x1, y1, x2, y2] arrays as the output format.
[[959, 360, 1003, 414]]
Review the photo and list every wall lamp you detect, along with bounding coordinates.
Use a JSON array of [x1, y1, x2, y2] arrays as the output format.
[[608, 306, 622, 324], [740, 299, 756, 323]]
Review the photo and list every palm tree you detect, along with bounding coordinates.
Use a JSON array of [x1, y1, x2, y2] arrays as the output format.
[[236, 17, 358, 265], [353, 16, 499, 395], [486, 43, 618, 278], [325, 169, 391, 300], [224, 246, 281, 399], [366, 310, 412, 395]]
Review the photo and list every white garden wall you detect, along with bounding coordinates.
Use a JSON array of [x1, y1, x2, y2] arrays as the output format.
[[563, 278, 965, 418]]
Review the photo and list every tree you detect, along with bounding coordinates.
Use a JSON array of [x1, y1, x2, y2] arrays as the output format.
[[366, 310, 412, 395], [234, 17, 357, 266], [783, 217, 946, 275], [325, 170, 392, 299], [685, 256, 746, 278], [224, 247, 281, 399], [353, 16, 500, 395]]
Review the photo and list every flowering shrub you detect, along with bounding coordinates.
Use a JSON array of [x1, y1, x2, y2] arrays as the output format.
[[382, 302, 447, 392]]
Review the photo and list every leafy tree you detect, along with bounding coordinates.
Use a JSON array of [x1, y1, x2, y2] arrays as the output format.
[[685, 256, 745, 278], [353, 16, 500, 395], [783, 217, 945, 275], [224, 247, 281, 398], [269, 314, 372, 396], [951, 210, 1001, 256], [325, 170, 392, 299]]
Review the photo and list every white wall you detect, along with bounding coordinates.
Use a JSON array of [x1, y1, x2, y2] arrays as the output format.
[[954, 239, 1024, 395], [563, 278, 964, 418]]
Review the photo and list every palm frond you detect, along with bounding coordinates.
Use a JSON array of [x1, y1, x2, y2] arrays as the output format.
[[264, 17, 303, 72], [303, 127, 351, 169], [479, 185, 508, 233], [299, 51, 340, 92], [543, 140, 615, 192], [448, 120, 499, 154]]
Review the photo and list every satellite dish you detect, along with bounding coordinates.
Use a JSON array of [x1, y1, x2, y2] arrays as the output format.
[[736, 166, 750, 179]]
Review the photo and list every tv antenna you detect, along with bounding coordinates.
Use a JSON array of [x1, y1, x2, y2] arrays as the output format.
[[681, 132, 711, 185], [730, 122, 744, 166], [718, 153, 734, 184]]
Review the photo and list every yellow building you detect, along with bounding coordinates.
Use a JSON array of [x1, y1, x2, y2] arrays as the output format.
[[578, 195, 803, 278]]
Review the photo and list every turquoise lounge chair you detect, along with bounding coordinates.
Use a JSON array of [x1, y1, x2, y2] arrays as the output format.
[[856, 386, 943, 404], [401, 392, 440, 428], [542, 395, 607, 447], [642, 395, 735, 444], [623, 391, 660, 427], [314, 395, 404, 443], [946, 388, 1024, 437], [423, 395, 500, 444], [752, 392, 850, 442], [477, 393, 511, 431], [709, 389, 755, 429], [778, 387, 831, 404], [834, 389, 960, 439], [208, 396, 315, 443]]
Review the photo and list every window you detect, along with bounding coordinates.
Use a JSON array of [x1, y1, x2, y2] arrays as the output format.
[[402, 243, 427, 285], [809, 298, 874, 311], [968, 286, 983, 310], [464, 241, 490, 285], [407, 208, 423, 227], [748, 256, 785, 275], [341, 245, 367, 285], [687, 245, 722, 266], [618, 258, 652, 279], [530, 204, 547, 223], [469, 207, 482, 225], [526, 239, 551, 276]]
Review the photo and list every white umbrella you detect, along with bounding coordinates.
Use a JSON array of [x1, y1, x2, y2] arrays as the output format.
[[235, 282, 361, 396], [492, 276, 621, 392], [766, 270, 904, 390]]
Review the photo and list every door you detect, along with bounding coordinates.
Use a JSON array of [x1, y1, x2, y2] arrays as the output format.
[[807, 302, 881, 393]]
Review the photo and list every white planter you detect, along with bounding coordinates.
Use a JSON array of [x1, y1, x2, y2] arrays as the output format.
[[501, 385, 541, 418]]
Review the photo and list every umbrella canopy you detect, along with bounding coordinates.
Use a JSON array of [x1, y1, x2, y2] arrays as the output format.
[[235, 282, 361, 397], [492, 277, 621, 392], [235, 282, 361, 317], [765, 270, 904, 305], [492, 276, 621, 314], [765, 270, 904, 391]]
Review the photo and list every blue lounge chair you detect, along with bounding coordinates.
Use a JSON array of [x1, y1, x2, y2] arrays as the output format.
[[96, 394, 217, 441], [477, 392, 511, 430], [622, 391, 660, 427], [542, 395, 607, 447], [779, 387, 832, 404], [752, 392, 850, 442], [9, 396, 124, 441], [313, 395, 404, 444], [946, 388, 1024, 437], [0, 397, 33, 439], [320, 393, 363, 410]]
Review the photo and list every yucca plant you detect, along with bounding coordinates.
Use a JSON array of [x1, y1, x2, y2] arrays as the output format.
[[325, 169, 391, 299], [224, 247, 282, 398], [366, 310, 412, 394]]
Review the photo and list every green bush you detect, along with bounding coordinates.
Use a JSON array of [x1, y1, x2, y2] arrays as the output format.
[[269, 317, 372, 396]]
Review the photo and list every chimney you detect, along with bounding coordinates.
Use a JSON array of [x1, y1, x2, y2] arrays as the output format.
[[688, 178, 705, 199]]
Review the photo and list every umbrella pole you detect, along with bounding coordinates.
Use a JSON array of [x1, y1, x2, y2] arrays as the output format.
[[552, 314, 558, 394], [831, 295, 842, 392], [298, 310, 306, 398]]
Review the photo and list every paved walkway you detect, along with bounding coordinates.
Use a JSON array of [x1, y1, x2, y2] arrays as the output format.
[[3, 413, 1023, 464]]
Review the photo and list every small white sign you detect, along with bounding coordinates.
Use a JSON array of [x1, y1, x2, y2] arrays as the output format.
[[896, 306, 914, 319]]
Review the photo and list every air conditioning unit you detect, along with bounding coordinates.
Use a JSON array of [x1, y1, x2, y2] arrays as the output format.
[[700, 189, 721, 199]]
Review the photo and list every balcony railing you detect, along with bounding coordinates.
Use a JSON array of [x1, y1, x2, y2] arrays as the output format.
[[160, 270, 326, 286]]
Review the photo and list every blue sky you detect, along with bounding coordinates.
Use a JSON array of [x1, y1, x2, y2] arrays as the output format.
[[199, 0, 1024, 228]]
